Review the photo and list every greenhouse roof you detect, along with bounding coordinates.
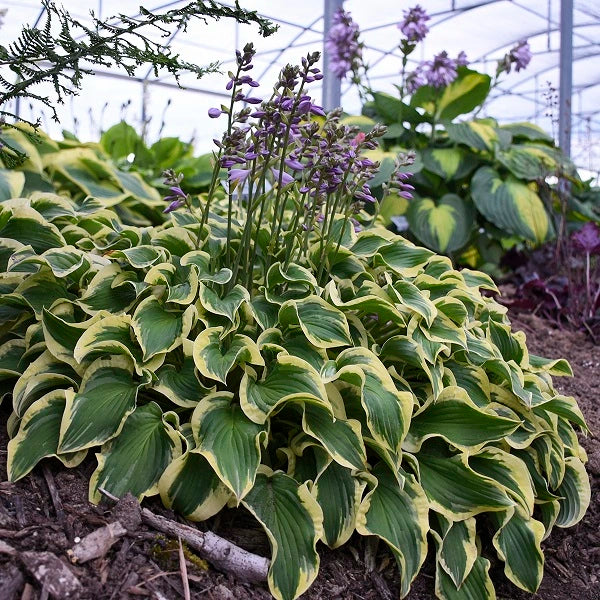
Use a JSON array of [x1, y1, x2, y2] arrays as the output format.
[[2, 0, 599, 173]]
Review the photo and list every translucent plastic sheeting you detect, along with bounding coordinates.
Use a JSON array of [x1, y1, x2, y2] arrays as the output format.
[[0, 0, 598, 173]]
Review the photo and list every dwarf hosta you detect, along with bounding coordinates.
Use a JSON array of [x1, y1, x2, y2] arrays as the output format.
[[0, 189, 590, 600]]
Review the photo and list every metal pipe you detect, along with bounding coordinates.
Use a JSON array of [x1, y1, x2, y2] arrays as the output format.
[[559, 0, 573, 156], [322, 0, 343, 110]]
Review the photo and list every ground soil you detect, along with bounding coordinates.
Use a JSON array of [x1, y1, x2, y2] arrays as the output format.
[[0, 312, 598, 600]]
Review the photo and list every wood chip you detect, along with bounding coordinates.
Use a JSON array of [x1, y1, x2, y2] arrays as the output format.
[[20, 551, 82, 599], [67, 521, 127, 564], [0, 539, 17, 556]]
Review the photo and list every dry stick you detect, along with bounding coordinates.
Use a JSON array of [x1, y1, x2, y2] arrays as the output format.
[[178, 536, 191, 600], [42, 465, 73, 541], [98, 488, 269, 585]]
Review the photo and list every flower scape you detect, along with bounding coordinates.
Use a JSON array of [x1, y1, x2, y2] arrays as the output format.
[[0, 41, 592, 600]]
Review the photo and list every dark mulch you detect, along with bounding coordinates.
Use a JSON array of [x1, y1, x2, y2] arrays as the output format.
[[0, 312, 598, 600]]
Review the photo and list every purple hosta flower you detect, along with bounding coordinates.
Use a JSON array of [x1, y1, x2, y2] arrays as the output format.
[[572, 222, 600, 255], [385, 153, 416, 200], [325, 8, 362, 80], [499, 40, 532, 74], [424, 51, 458, 87], [456, 51, 469, 67], [398, 5, 430, 43], [350, 218, 362, 233], [271, 168, 295, 186], [208, 107, 222, 118], [406, 67, 427, 94], [354, 184, 376, 203], [510, 40, 532, 72], [162, 170, 188, 213], [228, 168, 251, 185]]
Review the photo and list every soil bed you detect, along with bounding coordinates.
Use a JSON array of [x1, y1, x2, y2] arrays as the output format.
[[0, 313, 598, 600]]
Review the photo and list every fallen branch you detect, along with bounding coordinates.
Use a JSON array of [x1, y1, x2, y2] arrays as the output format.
[[67, 521, 127, 564], [98, 488, 269, 584], [141, 508, 269, 584]]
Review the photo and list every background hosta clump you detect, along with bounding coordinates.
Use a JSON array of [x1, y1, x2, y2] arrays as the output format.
[[0, 48, 591, 600]]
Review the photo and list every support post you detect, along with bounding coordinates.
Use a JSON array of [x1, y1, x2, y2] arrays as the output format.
[[559, 0, 573, 157], [322, 0, 343, 110]]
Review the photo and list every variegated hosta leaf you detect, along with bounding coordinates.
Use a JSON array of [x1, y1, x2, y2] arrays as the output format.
[[199, 282, 249, 323], [405, 387, 519, 452], [554, 457, 590, 527], [0, 205, 66, 253], [78, 263, 138, 315], [243, 470, 323, 600], [154, 339, 214, 408], [279, 296, 352, 349], [326, 279, 406, 328], [90, 402, 182, 503], [435, 556, 495, 600], [144, 261, 198, 305], [0, 168, 25, 201], [469, 447, 535, 515], [301, 402, 367, 471], [356, 464, 428, 598], [265, 262, 317, 304], [193, 326, 264, 384], [0, 338, 27, 381], [12, 350, 79, 416], [191, 392, 267, 501], [159, 450, 231, 520], [313, 461, 367, 548], [240, 354, 328, 424], [431, 513, 477, 590], [407, 194, 474, 254], [490, 507, 544, 592], [132, 296, 195, 361], [112, 245, 165, 269], [58, 356, 148, 453], [8, 390, 86, 481], [375, 238, 433, 277], [180, 250, 232, 284], [335, 347, 413, 456], [471, 166, 552, 244], [73, 314, 165, 374], [388, 279, 437, 326], [418, 453, 514, 520]]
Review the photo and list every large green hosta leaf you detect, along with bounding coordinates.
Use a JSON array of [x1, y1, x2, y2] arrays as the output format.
[[0, 168, 25, 201], [0, 205, 66, 253], [193, 326, 263, 384], [435, 69, 491, 121], [554, 457, 590, 527], [58, 356, 148, 453], [191, 392, 267, 501], [405, 387, 519, 452], [279, 296, 352, 349], [435, 555, 495, 600], [471, 166, 552, 243], [431, 514, 477, 590], [90, 402, 182, 502], [243, 470, 323, 600], [154, 339, 214, 408], [418, 453, 514, 520], [407, 194, 474, 254], [491, 507, 544, 592], [8, 390, 86, 481], [446, 120, 498, 151], [335, 347, 412, 458], [132, 296, 195, 361], [421, 147, 479, 181], [240, 355, 328, 424], [313, 461, 367, 548], [356, 464, 428, 597], [159, 450, 231, 520]]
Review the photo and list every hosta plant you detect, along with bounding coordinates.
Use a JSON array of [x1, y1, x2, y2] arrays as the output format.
[[0, 47, 591, 600]]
